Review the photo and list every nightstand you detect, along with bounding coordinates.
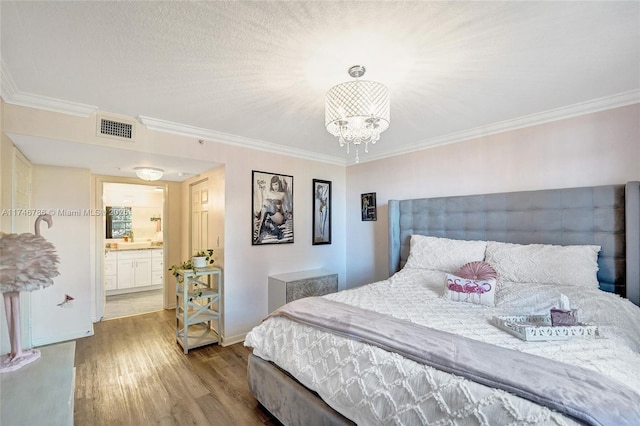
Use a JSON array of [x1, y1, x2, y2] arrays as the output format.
[[268, 269, 338, 313]]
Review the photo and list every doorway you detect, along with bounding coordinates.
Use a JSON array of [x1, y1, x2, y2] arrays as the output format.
[[190, 178, 209, 253], [102, 182, 165, 320]]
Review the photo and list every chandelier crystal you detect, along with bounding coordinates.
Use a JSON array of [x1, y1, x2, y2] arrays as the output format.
[[325, 65, 390, 163], [134, 167, 164, 181]]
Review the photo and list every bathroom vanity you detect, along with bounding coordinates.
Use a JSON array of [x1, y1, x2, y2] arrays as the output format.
[[105, 244, 163, 295]]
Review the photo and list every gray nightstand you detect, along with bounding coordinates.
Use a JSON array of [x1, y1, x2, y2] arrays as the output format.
[[268, 269, 338, 313]]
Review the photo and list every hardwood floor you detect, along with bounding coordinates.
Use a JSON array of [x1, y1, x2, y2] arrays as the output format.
[[74, 309, 280, 426]]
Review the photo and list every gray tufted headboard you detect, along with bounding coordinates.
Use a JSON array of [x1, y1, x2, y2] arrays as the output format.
[[389, 182, 640, 306]]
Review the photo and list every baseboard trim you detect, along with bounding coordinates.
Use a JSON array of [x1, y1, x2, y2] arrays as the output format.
[[222, 332, 246, 346], [32, 327, 94, 347]]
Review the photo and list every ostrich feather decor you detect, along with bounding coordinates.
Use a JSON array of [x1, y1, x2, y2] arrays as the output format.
[[0, 214, 59, 373]]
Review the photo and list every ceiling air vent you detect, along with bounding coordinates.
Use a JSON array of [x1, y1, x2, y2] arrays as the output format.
[[96, 114, 136, 141]]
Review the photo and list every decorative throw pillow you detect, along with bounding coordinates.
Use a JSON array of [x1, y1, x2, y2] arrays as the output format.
[[404, 235, 487, 273], [444, 273, 496, 306], [485, 241, 600, 288], [455, 261, 497, 281]]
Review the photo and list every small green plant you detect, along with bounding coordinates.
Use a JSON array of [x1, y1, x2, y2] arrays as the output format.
[[169, 249, 215, 281], [193, 249, 215, 265], [169, 259, 193, 280]]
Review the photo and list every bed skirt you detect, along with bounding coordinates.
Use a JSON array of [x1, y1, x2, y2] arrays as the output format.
[[247, 353, 354, 426]]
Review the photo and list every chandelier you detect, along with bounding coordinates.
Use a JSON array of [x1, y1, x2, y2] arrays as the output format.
[[325, 65, 390, 163], [135, 167, 164, 181]]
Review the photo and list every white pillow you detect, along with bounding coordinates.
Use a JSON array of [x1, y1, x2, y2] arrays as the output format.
[[485, 241, 600, 289], [444, 273, 496, 306], [404, 235, 487, 273]]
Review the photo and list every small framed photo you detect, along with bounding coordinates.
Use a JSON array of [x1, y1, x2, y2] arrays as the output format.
[[312, 179, 331, 245], [252, 171, 294, 245], [361, 192, 377, 221]]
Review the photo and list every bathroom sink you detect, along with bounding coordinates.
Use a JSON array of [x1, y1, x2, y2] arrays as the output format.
[[115, 242, 153, 250]]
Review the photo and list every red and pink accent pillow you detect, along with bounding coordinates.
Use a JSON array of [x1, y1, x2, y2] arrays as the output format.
[[444, 262, 498, 306]]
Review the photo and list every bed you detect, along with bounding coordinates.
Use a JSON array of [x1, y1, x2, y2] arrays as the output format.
[[245, 182, 640, 426]]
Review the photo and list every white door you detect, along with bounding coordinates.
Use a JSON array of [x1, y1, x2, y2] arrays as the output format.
[[190, 179, 209, 255], [0, 148, 33, 354], [12, 149, 32, 233]]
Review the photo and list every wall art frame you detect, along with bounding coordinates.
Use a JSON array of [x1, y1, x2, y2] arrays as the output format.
[[252, 170, 294, 245], [361, 192, 377, 221], [312, 179, 332, 245]]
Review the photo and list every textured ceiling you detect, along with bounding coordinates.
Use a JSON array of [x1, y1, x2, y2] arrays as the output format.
[[1, 1, 639, 169]]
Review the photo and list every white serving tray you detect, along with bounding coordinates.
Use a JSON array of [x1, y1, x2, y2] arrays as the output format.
[[491, 315, 600, 341]]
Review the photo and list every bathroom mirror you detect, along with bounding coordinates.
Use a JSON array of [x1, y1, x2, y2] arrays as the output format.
[[105, 206, 132, 239]]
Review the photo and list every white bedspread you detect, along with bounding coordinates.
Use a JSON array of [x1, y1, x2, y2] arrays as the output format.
[[245, 268, 640, 425]]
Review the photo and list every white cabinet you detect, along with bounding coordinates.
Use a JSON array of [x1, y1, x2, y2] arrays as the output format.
[[107, 249, 163, 295], [104, 251, 117, 291], [151, 249, 163, 286], [133, 257, 152, 287], [117, 250, 150, 289], [104, 275, 117, 292], [116, 259, 133, 289], [175, 266, 222, 354]]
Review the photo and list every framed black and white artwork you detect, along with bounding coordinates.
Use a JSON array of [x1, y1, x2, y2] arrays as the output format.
[[252, 171, 294, 245], [361, 192, 377, 221], [312, 179, 331, 245]]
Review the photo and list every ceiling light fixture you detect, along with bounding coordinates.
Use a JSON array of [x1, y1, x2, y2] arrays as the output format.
[[325, 65, 390, 163], [134, 167, 164, 181]]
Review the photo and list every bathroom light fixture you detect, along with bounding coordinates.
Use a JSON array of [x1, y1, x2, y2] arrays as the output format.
[[134, 167, 163, 181], [325, 65, 390, 163]]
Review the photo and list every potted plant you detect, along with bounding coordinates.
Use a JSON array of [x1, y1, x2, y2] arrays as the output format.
[[192, 249, 214, 268], [169, 249, 214, 281]]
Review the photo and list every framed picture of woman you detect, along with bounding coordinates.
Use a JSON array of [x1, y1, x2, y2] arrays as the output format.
[[361, 192, 377, 221], [252, 171, 294, 245], [312, 179, 331, 245]]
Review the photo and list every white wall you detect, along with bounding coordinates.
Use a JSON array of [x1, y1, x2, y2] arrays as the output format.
[[2, 102, 347, 345], [223, 155, 346, 342], [181, 153, 346, 343], [30, 165, 94, 345], [345, 103, 640, 288], [4, 101, 637, 346]]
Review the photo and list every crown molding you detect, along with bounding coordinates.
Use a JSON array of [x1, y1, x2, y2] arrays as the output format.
[[2, 56, 636, 167], [137, 115, 347, 166], [1, 60, 97, 117], [2, 91, 98, 117], [357, 90, 640, 165], [1, 60, 19, 100], [0, 63, 344, 163]]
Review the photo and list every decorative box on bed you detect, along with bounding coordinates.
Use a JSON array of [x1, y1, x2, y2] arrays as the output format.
[[245, 182, 640, 426]]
